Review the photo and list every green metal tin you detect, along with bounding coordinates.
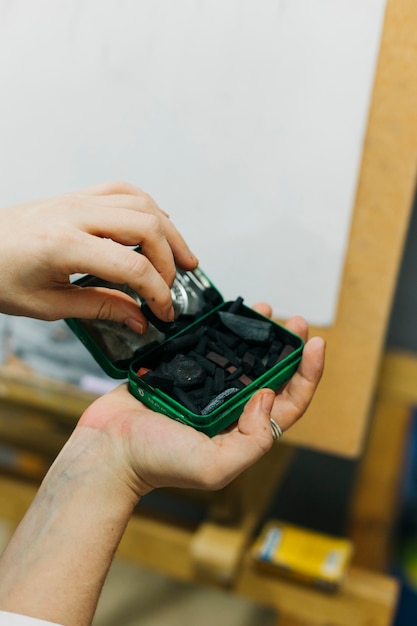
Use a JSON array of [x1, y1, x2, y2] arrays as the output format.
[[65, 263, 303, 436]]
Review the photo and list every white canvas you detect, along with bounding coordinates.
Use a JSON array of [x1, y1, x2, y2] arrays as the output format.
[[0, 0, 386, 325]]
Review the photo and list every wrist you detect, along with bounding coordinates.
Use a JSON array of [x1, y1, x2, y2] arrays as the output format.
[[54, 423, 141, 511], [0, 424, 138, 624], [76, 392, 157, 500]]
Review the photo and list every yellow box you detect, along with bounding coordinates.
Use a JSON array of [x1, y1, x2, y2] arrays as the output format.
[[251, 520, 353, 591]]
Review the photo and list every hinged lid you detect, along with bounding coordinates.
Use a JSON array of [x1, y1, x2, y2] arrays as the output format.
[[65, 266, 224, 379]]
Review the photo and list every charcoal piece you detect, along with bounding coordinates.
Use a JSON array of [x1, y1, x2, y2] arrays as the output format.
[[236, 341, 250, 358], [161, 333, 200, 355], [228, 379, 246, 391], [159, 354, 206, 389], [195, 324, 209, 336], [219, 342, 240, 366], [200, 376, 214, 406], [225, 366, 244, 382], [206, 327, 239, 349], [208, 341, 239, 367], [195, 334, 209, 356], [252, 362, 267, 378], [265, 340, 285, 369], [172, 385, 201, 414], [206, 327, 220, 342], [218, 311, 274, 344], [213, 367, 225, 394], [227, 296, 244, 314], [201, 387, 240, 415], [188, 387, 206, 403], [274, 344, 295, 365], [265, 354, 277, 370], [206, 351, 229, 368], [241, 351, 257, 375], [172, 316, 195, 333], [141, 302, 176, 334], [189, 351, 218, 375], [141, 371, 174, 393], [238, 373, 253, 386], [265, 351, 282, 369], [187, 376, 214, 404], [251, 344, 270, 359], [136, 367, 150, 377], [271, 339, 285, 354]]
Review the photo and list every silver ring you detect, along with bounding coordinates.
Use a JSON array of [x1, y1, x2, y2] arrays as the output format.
[[270, 418, 283, 441]]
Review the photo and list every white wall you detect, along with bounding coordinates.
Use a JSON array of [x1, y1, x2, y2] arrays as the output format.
[[0, 0, 386, 325]]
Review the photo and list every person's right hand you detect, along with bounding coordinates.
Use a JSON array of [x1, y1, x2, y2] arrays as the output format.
[[0, 180, 198, 331]]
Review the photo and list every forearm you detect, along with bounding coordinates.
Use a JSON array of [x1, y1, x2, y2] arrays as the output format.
[[0, 329, 325, 625], [0, 427, 137, 626]]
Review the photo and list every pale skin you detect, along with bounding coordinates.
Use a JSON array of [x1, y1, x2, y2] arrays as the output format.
[[0, 180, 198, 330], [0, 182, 325, 626]]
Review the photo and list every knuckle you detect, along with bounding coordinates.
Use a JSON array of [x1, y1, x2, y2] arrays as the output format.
[[142, 191, 158, 212], [106, 179, 134, 194], [153, 284, 173, 310], [96, 298, 115, 321], [142, 212, 163, 237], [146, 213, 163, 230], [37, 223, 77, 260], [161, 257, 177, 287], [126, 249, 150, 277], [61, 193, 82, 211], [125, 250, 172, 300]]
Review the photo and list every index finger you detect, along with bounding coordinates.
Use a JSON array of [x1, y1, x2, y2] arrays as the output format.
[[67, 234, 175, 322], [77, 181, 198, 270]]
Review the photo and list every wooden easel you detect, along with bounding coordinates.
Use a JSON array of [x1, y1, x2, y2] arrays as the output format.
[[1, 0, 417, 623], [283, 0, 417, 458]]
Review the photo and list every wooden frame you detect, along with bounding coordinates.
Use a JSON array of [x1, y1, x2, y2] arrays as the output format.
[[283, 0, 417, 457]]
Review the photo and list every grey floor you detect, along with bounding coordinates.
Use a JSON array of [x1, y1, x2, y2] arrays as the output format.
[[93, 558, 276, 626], [0, 521, 275, 626]]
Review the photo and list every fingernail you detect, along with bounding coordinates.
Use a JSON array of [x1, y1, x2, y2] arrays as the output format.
[[261, 390, 275, 414], [125, 318, 144, 334], [160, 304, 175, 323]]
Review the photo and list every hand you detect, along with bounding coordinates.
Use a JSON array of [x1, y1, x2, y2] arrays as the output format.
[[0, 181, 198, 329], [0, 312, 324, 626], [78, 312, 325, 498]]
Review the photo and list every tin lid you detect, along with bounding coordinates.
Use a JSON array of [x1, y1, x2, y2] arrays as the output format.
[[65, 266, 224, 379]]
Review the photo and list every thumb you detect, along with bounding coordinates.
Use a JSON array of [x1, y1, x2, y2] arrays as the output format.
[[198, 389, 275, 489], [237, 388, 275, 449], [208, 389, 276, 489]]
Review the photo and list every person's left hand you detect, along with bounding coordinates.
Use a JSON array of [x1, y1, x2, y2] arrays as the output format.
[[77, 311, 325, 500], [0, 309, 324, 626]]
